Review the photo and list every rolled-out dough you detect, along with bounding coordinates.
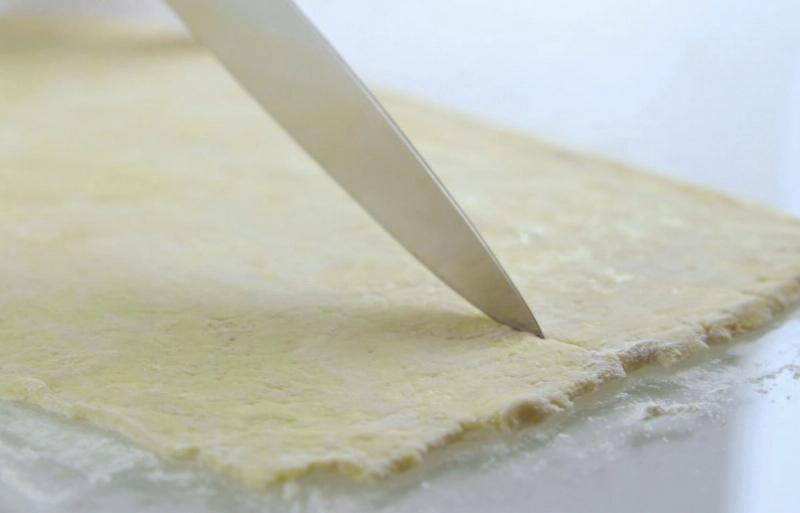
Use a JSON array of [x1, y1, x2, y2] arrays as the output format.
[[1, 20, 799, 486]]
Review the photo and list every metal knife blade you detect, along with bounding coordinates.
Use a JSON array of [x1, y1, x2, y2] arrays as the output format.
[[165, 0, 543, 336]]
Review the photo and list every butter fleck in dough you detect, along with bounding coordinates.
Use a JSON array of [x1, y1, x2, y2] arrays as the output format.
[[1, 20, 799, 487]]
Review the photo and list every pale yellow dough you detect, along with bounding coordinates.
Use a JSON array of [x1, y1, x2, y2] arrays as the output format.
[[1, 20, 799, 486]]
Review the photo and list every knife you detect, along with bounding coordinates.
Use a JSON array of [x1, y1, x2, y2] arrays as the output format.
[[165, 0, 543, 336]]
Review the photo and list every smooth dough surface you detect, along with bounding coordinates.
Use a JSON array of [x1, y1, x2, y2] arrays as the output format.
[[1, 20, 799, 486]]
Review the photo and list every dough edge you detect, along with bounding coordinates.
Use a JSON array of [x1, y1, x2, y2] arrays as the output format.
[[1, 351, 625, 485]]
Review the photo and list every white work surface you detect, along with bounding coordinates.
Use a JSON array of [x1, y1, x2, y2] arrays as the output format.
[[0, 1, 799, 512]]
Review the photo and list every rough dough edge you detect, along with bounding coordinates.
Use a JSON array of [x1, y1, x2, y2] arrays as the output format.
[[614, 277, 800, 370], [3, 277, 798, 487], [1, 352, 625, 487]]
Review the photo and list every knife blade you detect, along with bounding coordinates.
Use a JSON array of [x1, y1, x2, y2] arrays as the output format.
[[165, 0, 543, 336]]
